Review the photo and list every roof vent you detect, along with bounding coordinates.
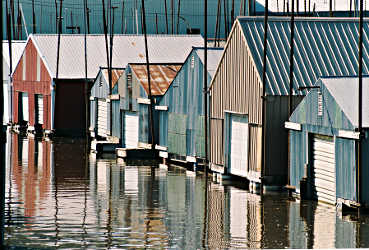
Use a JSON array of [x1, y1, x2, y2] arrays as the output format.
[[318, 91, 323, 116]]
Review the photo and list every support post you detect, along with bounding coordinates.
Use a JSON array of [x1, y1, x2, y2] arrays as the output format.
[[204, 0, 208, 175], [141, 0, 155, 147], [357, 0, 364, 205], [261, 0, 269, 192]]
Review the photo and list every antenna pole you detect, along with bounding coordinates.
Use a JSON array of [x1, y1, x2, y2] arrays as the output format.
[[141, 0, 155, 147]]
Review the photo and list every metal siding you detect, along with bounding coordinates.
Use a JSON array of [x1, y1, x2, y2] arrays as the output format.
[[335, 136, 356, 202], [289, 130, 307, 190], [210, 119, 224, 166], [158, 111, 168, 147], [265, 96, 303, 180], [12, 39, 52, 130], [91, 72, 109, 99], [238, 17, 369, 96], [112, 100, 120, 138], [290, 80, 355, 131], [210, 24, 262, 167], [157, 48, 220, 158], [249, 125, 262, 172], [90, 99, 96, 130], [138, 104, 150, 144], [168, 112, 187, 156]]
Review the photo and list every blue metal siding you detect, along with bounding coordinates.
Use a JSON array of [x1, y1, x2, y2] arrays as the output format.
[[112, 100, 120, 138], [157, 49, 214, 158], [138, 103, 150, 144], [90, 99, 96, 131], [289, 130, 307, 190], [91, 71, 109, 98], [158, 111, 168, 147], [289, 79, 360, 203], [335, 136, 356, 202], [290, 80, 354, 131], [238, 17, 369, 96]]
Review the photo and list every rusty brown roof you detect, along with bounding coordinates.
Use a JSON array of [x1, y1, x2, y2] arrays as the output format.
[[130, 64, 182, 96], [102, 69, 125, 88]]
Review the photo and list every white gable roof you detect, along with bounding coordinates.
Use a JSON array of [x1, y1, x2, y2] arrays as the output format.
[[2, 40, 27, 72], [30, 34, 203, 79], [322, 76, 369, 128]]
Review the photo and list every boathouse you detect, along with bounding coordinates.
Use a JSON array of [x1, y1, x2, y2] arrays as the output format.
[[90, 68, 124, 142], [286, 76, 369, 207], [2, 40, 26, 125], [12, 34, 203, 137], [155, 47, 223, 165], [209, 17, 369, 186], [120, 63, 181, 149]]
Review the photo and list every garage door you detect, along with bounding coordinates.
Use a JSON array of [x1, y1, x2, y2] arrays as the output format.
[[36, 94, 43, 124], [312, 135, 336, 205], [22, 92, 29, 122], [97, 99, 109, 137], [229, 115, 248, 177], [124, 113, 139, 148]]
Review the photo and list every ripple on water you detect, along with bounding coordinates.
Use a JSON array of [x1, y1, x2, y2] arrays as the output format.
[[4, 135, 369, 248]]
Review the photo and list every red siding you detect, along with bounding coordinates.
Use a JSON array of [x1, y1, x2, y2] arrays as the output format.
[[12, 39, 52, 130]]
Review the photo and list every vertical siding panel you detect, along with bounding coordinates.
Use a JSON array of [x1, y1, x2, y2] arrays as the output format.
[[210, 24, 263, 168], [13, 92, 19, 123], [29, 94, 35, 126], [12, 40, 52, 130]]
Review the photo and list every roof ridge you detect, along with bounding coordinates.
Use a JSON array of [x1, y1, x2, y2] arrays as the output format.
[[238, 16, 369, 22]]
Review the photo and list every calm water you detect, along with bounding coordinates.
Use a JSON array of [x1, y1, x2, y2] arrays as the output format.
[[4, 132, 369, 249]]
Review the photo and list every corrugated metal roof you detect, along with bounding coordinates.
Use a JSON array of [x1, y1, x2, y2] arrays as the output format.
[[2, 40, 26, 71], [237, 16, 369, 96], [320, 76, 369, 128], [194, 47, 224, 77], [130, 64, 182, 96], [101, 68, 125, 89], [30, 34, 203, 79]]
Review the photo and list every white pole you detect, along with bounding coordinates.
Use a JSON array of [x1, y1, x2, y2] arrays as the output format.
[[19, 3, 29, 37]]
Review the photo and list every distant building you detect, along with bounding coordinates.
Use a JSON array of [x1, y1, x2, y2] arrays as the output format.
[[258, 0, 363, 13], [2, 40, 26, 125], [12, 34, 203, 137], [2, 0, 261, 40], [286, 76, 369, 207], [90, 68, 124, 142], [209, 17, 369, 186], [120, 63, 182, 149]]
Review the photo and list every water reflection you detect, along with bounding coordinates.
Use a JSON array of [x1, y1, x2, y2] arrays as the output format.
[[4, 132, 369, 248]]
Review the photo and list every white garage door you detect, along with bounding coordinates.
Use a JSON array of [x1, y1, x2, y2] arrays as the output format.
[[230, 115, 248, 177], [36, 95, 44, 124], [97, 99, 109, 137], [124, 113, 139, 148], [22, 92, 29, 122], [312, 135, 336, 205]]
